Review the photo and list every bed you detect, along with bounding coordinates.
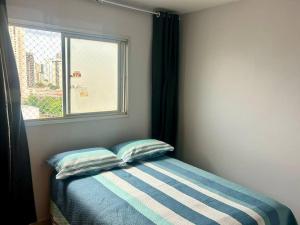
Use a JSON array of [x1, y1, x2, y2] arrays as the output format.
[[50, 156, 297, 225]]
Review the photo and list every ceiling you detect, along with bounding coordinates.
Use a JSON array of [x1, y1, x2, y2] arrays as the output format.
[[115, 0, 239, 14]]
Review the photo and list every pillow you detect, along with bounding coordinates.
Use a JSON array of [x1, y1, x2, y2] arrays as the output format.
[[112, 139, 174, 163], [48, 147, 123, 179]]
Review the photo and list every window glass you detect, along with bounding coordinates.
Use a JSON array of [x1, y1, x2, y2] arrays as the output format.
[[68, 38, 119, 114], [9, 25, 63, 120], [9, 24, 127, 121]]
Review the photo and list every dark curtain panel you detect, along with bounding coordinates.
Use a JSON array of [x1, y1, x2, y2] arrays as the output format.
[[0, 0, 36, 224], [151, 12, 179, 149]]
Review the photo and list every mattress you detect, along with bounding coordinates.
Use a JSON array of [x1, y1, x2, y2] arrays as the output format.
[[50, 156, 297, 225]]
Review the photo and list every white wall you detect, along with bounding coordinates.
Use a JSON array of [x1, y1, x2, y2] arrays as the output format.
[[7, 0, 152, 221], [179, 0, 300, 222]]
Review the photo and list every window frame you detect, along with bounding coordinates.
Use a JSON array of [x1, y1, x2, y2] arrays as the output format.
[[8, 20, 129, 125]]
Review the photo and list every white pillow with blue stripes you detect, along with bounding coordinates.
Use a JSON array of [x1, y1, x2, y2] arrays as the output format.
[[48, 147, 123, 179], [112, 139, 174, 163]]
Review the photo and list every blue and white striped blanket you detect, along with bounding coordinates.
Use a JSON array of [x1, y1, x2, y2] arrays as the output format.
[[51, 156, 297, 225]]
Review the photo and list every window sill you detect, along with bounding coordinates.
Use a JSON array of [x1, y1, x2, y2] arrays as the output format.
[[24, 113, 128, 127]]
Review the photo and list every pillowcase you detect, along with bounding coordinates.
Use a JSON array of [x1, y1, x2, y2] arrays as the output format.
[[48, 147, 123, 179], [112, 139, 174, 163]]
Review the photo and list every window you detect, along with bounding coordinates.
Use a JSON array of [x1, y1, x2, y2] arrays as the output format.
[[9, 24, 127, 121]]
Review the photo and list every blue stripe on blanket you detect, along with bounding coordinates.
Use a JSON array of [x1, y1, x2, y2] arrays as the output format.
[[153, 158, 280, 225], [50, 173, 155, 225], [112, 169, 219, 225], [151, 159, 272, 225], [164, 158, 295, 225], [136, 163, 259, 225]]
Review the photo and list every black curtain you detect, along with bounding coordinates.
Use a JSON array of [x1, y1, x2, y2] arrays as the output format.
[[151, 12, 179, 148], [0, 0, 36, 224]]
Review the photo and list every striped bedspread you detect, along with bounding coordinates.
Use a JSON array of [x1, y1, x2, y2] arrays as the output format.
[[50, 156, 297, 225]]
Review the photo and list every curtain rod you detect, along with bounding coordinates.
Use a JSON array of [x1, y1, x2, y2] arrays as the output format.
[[96, 0, 160, 17]]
